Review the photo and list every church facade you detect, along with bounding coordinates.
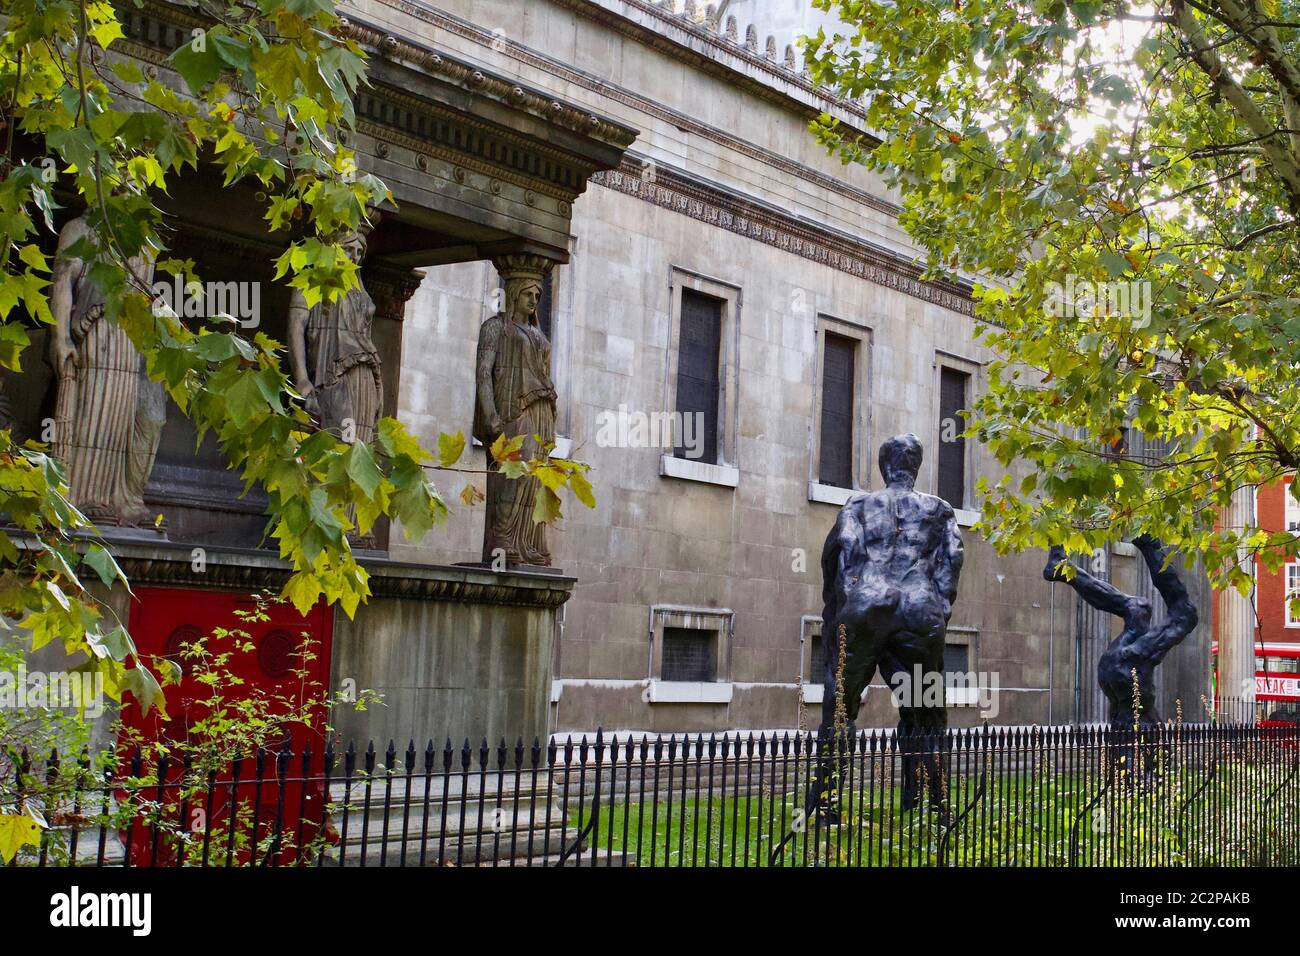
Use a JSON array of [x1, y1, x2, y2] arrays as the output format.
[[6, 0, 1214, 744]]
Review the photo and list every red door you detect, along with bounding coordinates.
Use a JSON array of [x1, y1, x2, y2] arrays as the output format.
[[119, 587, 335, 866]]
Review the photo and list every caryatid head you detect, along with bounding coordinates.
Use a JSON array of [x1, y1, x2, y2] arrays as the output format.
[[339, 228, 368, 266], [879, 433, 924, 489], [504, 275, 543, 325]]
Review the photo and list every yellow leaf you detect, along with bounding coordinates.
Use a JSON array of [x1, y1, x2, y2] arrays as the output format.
[[438, 431, 466, 468], [0, 812, 44, 863], [569, 469, 596, 509], [90, 21, 125, 50], [532, 486, 562, 524]]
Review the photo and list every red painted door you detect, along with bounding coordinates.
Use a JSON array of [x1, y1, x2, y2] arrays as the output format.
[[119, 587, 335, 866]]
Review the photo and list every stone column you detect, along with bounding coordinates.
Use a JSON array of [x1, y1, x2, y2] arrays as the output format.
[[1218, 484, 1257, 723]]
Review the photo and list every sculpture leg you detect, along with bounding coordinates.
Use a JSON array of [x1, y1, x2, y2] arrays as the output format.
[[882, 635, 948, 813], [808, 621, 875, 823], [1129, 536, 1200, 663]]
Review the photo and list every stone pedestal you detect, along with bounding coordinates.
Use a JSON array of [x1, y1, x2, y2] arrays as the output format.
[[66, 542, 569, 747], [329, 559, 572, 745]]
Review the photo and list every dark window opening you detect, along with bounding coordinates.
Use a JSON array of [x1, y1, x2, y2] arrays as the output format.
[[943, 643, 970, 676], [808, 626, 825, 683], [937, 367, 969, 508], [819, 332, 856, 488], [673, 289, 723, 464], [661, 627, 717, 683]]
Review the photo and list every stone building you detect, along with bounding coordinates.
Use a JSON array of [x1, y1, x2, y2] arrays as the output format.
[[6, 0, 1213, 745], [360, 0, 1213, 734]]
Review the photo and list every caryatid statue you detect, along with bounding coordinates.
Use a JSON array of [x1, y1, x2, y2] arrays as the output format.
[[288, 227, 383, 447], [473, 255, 558, 567], [811, 434, 965, 816], [1043, 536, 1198, 731], [49, 214, 166, 527]]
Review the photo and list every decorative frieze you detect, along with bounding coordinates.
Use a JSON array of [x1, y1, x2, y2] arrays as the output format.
[[593, 162, 975, 316], [99, 541, 575, 609]]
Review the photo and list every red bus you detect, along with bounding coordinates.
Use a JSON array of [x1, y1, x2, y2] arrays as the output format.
[[1212, 641, 1300, 726]]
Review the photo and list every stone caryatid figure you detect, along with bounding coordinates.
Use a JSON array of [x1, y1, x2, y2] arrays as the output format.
[[288, 228, 383, 447], [811, 433, 964, 815], [1043, 536, 1198, 731], [473, 255, 558, 567], [49, 214, 166, 527]]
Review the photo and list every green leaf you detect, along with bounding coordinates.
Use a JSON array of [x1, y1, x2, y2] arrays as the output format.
[[170, 38, 224, 92], [345, 441, 383, 498], [81, 543, 127, 588]]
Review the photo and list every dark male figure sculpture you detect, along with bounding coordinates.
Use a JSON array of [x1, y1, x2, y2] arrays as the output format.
[[812, 433, 964, 816], [1043, 536, 1198, 731]]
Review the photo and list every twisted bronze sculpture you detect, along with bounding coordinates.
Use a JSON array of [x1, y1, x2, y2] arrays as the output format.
[[1043, 536, 1198, 731]]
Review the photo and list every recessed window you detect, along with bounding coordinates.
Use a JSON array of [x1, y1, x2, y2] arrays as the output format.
[[937, 366, 970, 508], [673, 289, 723, 464], [809, 630, 826, 684], [661, 626, 717, 683], [943, 642, 970, 675], [818, 333, 856, 489]]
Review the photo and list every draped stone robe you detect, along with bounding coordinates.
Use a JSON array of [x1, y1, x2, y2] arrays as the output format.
[[52, 218, 165, 526], [302, 283, 383, 445], [473, 312, 557, 566]]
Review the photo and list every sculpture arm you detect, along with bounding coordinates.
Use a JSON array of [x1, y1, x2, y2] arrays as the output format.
[[1127, 536, 1199, 663], [474, 318, 504, 441], [1044, 545, 1143, 623], [286, 290, 312, 397], [49, 218, 87, 377], [934, 511, 964, 609], [820, 507, 848, 627]]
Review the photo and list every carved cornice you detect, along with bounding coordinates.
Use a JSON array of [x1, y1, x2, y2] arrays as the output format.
[[376, 0, 870, 131], [352, 87, 580, 204], [116, 2, 635, 207], [369, 0, 899, 221], [340, 18, 636, 153], [100, 542, 575, 610], [594, 159, 974, 315]]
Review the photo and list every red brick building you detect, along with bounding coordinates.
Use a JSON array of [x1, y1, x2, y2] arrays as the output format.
[[1215, 478, 1300, 722]]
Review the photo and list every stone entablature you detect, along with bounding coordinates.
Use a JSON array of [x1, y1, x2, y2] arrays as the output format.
[[66, 538, 575, 610], [593, 158, 974, 316], [116, 0, 637, 265], [408, 0, 873, 134], [365, 0, 896, 223]]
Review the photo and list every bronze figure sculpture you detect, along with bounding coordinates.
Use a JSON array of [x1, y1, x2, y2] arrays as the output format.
[[1043, 536, 1198, 731], [812, 433, 964, 815], [473, 256, 558, 567]]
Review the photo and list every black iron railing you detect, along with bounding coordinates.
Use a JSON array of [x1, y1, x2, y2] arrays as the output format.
[[6, 723, 1299, 867]]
